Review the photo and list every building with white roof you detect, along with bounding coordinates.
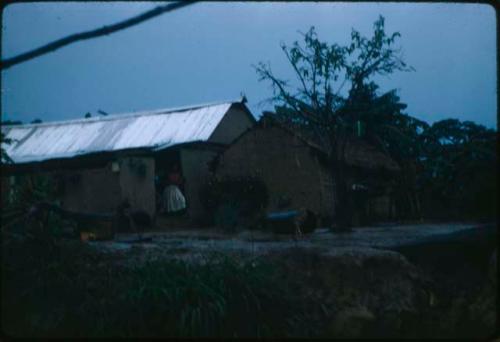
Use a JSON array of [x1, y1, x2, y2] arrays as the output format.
[[1, 98, 256, 221]]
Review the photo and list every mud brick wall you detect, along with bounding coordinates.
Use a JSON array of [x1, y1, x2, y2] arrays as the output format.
[[58, 156, 155, 217], [119, 157, 156, 218], [216, 125, 335, 218], [59, 163, 122, 214]]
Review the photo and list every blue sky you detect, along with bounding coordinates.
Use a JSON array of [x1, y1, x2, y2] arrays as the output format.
[[1, 2, 497, 128]]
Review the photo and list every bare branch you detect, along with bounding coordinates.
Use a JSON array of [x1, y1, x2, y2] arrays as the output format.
[[255, 62, 324, 126], [281, 44, 314, 107], [1, 1, 198, 70]]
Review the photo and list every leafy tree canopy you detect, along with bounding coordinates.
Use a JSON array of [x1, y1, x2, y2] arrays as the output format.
[[255, 16, 414, 158]]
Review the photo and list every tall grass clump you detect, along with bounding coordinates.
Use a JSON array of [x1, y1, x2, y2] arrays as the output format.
[[2, 225, 304, 338]]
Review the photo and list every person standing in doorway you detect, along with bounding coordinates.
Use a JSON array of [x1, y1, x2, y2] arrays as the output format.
[[162, 163, 187, 215]]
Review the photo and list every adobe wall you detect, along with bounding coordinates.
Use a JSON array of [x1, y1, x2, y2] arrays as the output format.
[[209, 105, 255, 144], [215, 125, 335, 218], [59, 163, 122, 214], [58, 156, 155, 217], [119, 157, 156, 218]]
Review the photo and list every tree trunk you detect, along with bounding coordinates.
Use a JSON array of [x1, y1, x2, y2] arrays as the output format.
[[329, 135, 354, 232], [334, 169, 354, 230]]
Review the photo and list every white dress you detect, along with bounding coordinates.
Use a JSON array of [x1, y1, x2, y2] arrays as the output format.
[[162, 185, 186, 213]]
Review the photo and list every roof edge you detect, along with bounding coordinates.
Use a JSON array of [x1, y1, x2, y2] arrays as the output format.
[[255, 113, 401, 172], [2, 97, 247, 130]]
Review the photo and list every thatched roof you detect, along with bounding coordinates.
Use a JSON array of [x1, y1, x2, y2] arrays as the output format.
[[259, 113, 400, 173], [342, 138, 400, 172]]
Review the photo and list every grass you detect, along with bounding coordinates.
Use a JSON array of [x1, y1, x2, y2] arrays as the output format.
[[2, 230, 306, 338], [2, 217, 494, 338]]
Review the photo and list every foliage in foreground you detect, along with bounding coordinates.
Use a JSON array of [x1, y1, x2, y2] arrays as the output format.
[[1, 216, 495, 338], [2, 231, 307, 338]]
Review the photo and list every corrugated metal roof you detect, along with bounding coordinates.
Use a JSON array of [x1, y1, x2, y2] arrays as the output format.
[[1, 99, 246, 164]]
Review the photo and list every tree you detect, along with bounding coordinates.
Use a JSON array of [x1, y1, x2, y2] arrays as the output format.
[[1, 131, 14, 164], [1, 120, 22, 164], [255, 16, 414, 229], [418, 119, 497, 220]]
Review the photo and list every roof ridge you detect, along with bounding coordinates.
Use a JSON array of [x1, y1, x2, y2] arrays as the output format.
[[3, 98, 244, 130]]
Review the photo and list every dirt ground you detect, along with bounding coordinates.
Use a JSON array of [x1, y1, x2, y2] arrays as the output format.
[[87, 222, 482, 262], [82, 221, 495, 338]]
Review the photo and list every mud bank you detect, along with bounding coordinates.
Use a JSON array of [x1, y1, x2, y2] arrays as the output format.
[[80, 223, 498, 337]]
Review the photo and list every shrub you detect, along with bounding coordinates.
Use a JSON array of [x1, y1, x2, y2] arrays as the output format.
[[1, 173, 67, 242], [199, 176, 269, 228], [214, 202, 240, 232]]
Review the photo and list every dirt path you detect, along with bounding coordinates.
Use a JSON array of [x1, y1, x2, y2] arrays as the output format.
[[87, 222, 484, 262]]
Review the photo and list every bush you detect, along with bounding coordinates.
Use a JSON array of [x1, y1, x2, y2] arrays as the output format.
[[214, 202, 240, 232], [1, 173, 77, 246], [199, 176, 269, 228]]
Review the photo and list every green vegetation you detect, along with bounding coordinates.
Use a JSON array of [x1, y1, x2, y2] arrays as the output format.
[[256, 16, 414, 229], [1, 173, 62, 235], [2, 229, 309, 338], [256, 16, 497, 224], [0, 131, 14, 164], [3, 221, 494, 338], [417, 119, 497, 220]]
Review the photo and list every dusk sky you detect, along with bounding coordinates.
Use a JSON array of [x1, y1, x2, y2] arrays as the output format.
[[1, 2, 497, 128]]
